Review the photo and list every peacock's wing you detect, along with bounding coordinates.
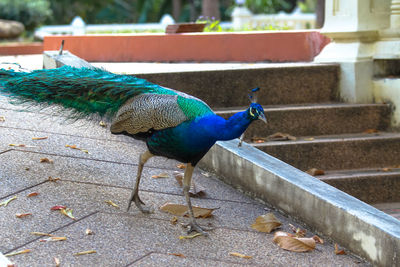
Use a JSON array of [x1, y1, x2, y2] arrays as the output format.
[[110, 88, 214, 135]]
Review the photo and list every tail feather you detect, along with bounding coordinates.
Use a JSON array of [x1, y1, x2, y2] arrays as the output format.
[[0, 65, 169, 120]]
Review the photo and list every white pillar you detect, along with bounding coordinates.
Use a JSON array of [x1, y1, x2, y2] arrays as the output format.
[[231, 6, 252, 30]]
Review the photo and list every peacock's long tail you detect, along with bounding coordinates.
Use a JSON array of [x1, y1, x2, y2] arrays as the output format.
[[0, 65, 165, 120]]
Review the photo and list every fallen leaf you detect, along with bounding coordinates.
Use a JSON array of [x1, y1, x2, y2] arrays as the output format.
[[170, 216, 178, 225], [32, 136, 48, 140], [48, 176, 61, 182], [304, 137, 315, 141], [229, 252, 253, 259], [54, 257, 60, 267], [364, 129, 379, 134], [168, 253, 186, 258], [312, 235, 324, 244], [0, 116, 5, 122], [251, 213, 282, 233], [65, 144, 77, 149], [16, 213, 32, 218], [74, 250, 96, 256], [4, 249, 31, 257], [66, 144, 89, 153], [267, 132, 297, 141], [306, 168, 325, 176], [40, 157, 53, 164], [9, 143, 26, 147], [0, 196, 17, 207], [27, 192, 39, 197], [178, 233, 202, 239], [382, 167, 391, 172], [151, 172, 169, 179], [176, 163, 186, 169], [334, 243, 346, 255], [289, 224, 307, 237], [173, 172, 205, 197], [160, 203, 216, 218], [99, 121, 107, 127], [60, 208, 76, 220], [251, 136, 266, 143], [273, 231, 316, 252], [51, 205, 67, 210], [85, 229, 94, 235], [31, 232, 54, 237], [105, 200, 119, 208], [40, 236, 67, 242], [25, 167, 30, 171]]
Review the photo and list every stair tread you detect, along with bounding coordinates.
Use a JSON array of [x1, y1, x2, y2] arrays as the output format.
[[318, 167, 400, 180]]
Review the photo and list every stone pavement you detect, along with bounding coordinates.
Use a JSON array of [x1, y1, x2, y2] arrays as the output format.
[[0, 95, 370, 266]]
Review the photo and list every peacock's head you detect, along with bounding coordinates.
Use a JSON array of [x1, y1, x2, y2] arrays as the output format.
[[248, 87, 267, 123]]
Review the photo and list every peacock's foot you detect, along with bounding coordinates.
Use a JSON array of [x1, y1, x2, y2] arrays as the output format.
[[127, 190, 152, 214], [185, 221, 212, 236]]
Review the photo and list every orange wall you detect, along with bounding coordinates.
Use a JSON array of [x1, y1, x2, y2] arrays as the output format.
[[0, 42, 43, 55], [43, 31, 330, 62]]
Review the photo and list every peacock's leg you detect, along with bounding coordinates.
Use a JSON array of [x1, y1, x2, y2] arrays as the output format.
[[127, 150, 154, 213], [183, 163, 209, 236]]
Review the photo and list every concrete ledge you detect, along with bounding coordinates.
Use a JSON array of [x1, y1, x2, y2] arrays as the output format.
[[43, 31, 330, 62], [200, 139, 400, 266]]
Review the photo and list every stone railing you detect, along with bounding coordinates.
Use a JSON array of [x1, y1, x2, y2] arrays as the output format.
[[231, 6, 316, 30]]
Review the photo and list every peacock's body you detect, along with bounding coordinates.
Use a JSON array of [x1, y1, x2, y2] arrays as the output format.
[[0, 65, 266, 235]]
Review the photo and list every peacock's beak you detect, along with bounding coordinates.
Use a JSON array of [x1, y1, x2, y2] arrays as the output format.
[[259, 113, 267, 124]]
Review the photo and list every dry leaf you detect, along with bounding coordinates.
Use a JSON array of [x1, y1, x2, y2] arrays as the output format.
[[51, 205, 66, 210], [251, 136, 266, 143], [9, 143, 25, 147], [74, 250, 96, 256], [381, 167, 391, 172], [151, 173, 169, 179], [334, 243, 346, 255], [32, 136, 48, 140], [364, 129, 379, 134], [0, 196, 17, 207], [289, 224, 307, 237], [16, 213, 32, 218], [54, 257, 60, 267], [105, 200, 119, 208], [229, 252, 252, 259], [86, 229, 94, 235], [168, 253, 186, 258], [267, 132, 297, 141], [27, 192, 39, 197], [48, 176, 60, 182], [99, 121, 107, 127], [31, 232, 53, 237], [4, 249, 31, 257], [40, 158, 53, 164], [178, 233, 202, 239], [176, 163, 186, 169], [65, 144, 89, 153], [40, 236, 67, 242], [60, 208, 76, 220], [306, 168, 325, 176], [173, 172, 205, 197], [273, 231, 316, 252], [65, 144, 77, 149], [251, 213, 282, 233], [160, 203, 216, 218], [304, 137, 315, 141], [0, 116, 5, 122], [312, 235, 324, 244], [170, 216, 178, 225]]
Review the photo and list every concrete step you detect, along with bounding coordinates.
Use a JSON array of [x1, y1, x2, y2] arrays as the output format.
[[252, 132, 400, 171], [215, 102, 391, 137], [318, 168, 400, 204], [137, 63, 339, 108]]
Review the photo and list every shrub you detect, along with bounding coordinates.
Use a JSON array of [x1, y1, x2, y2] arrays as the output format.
[[0, 0, 52, 31]]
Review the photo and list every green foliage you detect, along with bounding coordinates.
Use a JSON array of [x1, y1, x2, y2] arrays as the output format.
[[298, 0, 316, 13], [245, 0, 295, 14], [196, 17, 222, 32], [0, 0, 52, 31]]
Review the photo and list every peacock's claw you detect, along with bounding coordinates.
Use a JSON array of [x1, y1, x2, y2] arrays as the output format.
[[186, 221, 212, 236], [127, 190, 152, 213]]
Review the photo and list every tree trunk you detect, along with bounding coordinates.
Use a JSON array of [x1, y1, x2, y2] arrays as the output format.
[[172, 0, 181, 21], [316, 0, 325, 28], [201, 0, 220, 20]]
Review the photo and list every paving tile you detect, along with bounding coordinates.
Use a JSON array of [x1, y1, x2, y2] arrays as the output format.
[[0, 150, 252, 203]]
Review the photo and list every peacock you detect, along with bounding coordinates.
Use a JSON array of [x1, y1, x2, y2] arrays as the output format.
[[0, 65, 266, 235]]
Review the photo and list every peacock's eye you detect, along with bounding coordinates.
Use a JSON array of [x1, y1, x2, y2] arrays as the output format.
[[250, 107, 257, 116]]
